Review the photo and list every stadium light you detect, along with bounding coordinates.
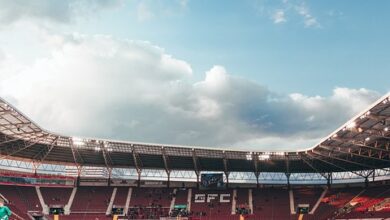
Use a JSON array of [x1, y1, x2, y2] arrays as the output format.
[[258, 154, 270, 161], [246, 153, 252, 160], [360, 111, 371, 119], [72, 137, 85, 146], [274, 152, 285, 156], [346, 121, 356, 129]]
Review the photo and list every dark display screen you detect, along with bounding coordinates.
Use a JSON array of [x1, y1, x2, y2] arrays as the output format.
[[200, 173, 225, 189]]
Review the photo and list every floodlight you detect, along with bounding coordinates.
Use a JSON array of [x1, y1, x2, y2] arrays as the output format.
[[346, 121, 356, 129], [258, 154, 270, 161]]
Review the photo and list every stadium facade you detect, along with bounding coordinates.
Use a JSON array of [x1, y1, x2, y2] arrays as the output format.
[[0, 94, 390, 220], [0, 93, 390, 186]]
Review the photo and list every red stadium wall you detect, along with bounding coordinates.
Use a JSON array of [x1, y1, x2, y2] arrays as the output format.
[[1, 182, 390, 220]]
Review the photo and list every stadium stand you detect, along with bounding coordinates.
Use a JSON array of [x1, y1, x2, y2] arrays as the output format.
[[71, 186, 113, 213], [112, 187, 129, 208], [128, 188, 172, 219], [6, 203, 29, 220], [1, 92, 390, 220], [311, 186, 363, 219], [41, 187, 73, 207], [0, 183, 390, 219], [0, 185, 41, 216], [251, 187, 291, 219], [169, 188, 189, 217], [57, 213, 111, 220], [190, 189, 233, 218], [336, 185, 390, 219], [235, 188, 249, 215], [173, 188, 188, 206], [292, 187, 324, 213]]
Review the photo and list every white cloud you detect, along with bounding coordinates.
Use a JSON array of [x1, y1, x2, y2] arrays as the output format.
[[255, 0, 320, 28], [0, 0, 122, 24], [272, 10, 286, 24], [0, 29, 381, 150], [0, 48, 4, 61], [135, 0, 189, 22], [0, 0, 190, 25], [295, 3, 320, 28], [304, 17, 318, 27], [0, 0, 374, 152]]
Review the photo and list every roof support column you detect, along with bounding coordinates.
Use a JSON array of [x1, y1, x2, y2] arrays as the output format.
[[223, 151, 229, 188], [253, 152, 260, 188], [286, 154, 290, 174], [101, 142, 113, 176], [167, 171, 171, 188], [32, 161, 40, 176], [161, 147, 171, 188], [131, 144, 142, 188], [76, 166, 82, 187], [196, 171, 200, 189], [364, 170, 375, 188], [225, 172, 230, 188], [255, 172, 260, 189], [286, 154, 291, 190], [69, 138, 84, 172], [286, 173, 291, 190], [326, 172, 332, 188], [137, 170, 141, 188], [192, 149, 200, 189], [108, 168, 112, 187]]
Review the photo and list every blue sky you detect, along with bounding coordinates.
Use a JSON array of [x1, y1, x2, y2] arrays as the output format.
[[0, 0, 388, 150], [69, 0, 390, 95]]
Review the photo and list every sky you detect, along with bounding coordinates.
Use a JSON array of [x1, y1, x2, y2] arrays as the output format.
[[0, 0, 389, 151]]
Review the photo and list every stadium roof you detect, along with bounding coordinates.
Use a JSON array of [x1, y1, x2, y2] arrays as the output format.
[[0, 94, 390, 175]]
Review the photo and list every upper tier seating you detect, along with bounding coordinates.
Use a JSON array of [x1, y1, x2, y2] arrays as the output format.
[[128, 188, 173, 219], [293, 187, 324, 210], [71, 186, 113, 213], [112, 187, 129, 207], [0, 185, 41, 213], [0, 184, 389, 220], [40, 187, 73, 207], [174, 188, 188, 206], [251, 188, 291, 220], [339, 185, 390, 219], [313, 186, 365, 220]]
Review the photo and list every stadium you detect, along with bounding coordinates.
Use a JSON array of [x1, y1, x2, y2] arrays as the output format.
[[1, 91, 390, 220], [1, 2, 390, 220]]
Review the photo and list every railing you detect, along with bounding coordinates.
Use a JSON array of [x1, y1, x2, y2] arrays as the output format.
[[10, 212, 25, 220], [371, 198, 390, 211]]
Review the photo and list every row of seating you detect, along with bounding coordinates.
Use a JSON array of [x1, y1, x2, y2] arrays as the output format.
[[1, 184, 390, 220], [336, 185, 390, 219]]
